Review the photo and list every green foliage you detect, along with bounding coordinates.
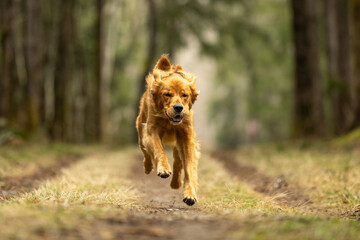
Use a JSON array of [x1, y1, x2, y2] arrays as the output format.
[[206, 0, 293, 147]]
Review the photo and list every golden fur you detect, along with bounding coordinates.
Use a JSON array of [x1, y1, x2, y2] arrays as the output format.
[[136, 55, 200, 206]]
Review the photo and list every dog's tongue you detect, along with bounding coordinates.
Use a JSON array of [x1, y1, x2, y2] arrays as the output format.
[[174, 116, 181, 122]]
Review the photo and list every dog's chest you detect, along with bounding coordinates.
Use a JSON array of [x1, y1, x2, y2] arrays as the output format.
[[161, 131, 176, 146]]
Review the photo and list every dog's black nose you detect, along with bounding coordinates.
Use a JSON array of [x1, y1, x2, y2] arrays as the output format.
[[173, 104, 183, 113]]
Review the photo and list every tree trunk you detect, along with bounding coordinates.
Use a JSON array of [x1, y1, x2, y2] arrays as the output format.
[[0, 0, 14, 123], [324, 0, 355, 134], [43, 0, 59, 135], [291, 0, 324, 137], [24, 0, 43, 133], [50, 0, 74, 140], [95, 0, 109, 142], [324, 0, 340, 134], [350, 0, 360, 129], [0, 0, 24, 127], [336, 0, 354, 133]]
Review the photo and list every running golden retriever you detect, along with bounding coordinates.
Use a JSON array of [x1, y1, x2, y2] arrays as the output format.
[[136, 55, 200, 206]]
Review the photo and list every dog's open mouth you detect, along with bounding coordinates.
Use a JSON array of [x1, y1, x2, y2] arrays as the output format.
[[170, 115, 182, 123], [166, 112, 183, 123]]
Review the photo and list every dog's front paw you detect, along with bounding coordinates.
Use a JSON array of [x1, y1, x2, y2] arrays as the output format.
[[183, 195, 197, 206], [157, 168, 172, 178]]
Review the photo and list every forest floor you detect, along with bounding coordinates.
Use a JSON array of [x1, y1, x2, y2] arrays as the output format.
[[1, 142, 360, 240]]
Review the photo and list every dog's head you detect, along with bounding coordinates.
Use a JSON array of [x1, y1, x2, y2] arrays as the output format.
[[147, 55, 199, 125]]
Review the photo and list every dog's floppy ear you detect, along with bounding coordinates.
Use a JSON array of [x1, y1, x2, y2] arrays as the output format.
[[186, 73, 197, 85], [190, 85, 199, 106], [149, 70, 164, 110], [149, 70, 163, 94], [180, 71, 198, 106], [188, 74, 199, 108], [155, 54, 171, 71], [146, 70, 160, 91], [152, 69, 163, 82]]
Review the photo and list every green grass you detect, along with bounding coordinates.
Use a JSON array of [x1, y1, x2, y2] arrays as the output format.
[[230, 216, 360, 240], [333, 127, 360, 147], [0, 143, 87, 179], [236, 144, 360, 211]]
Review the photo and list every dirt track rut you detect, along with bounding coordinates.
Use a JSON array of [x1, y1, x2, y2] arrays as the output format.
[[212, 151, 347, 217]]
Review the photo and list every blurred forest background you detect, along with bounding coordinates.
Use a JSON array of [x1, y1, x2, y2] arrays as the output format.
[[0, 0, 359, 148]]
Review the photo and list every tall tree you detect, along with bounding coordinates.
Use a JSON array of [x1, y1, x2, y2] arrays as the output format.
[[50, 0, 74, 140], [24, 0, 43, 133], [291, 0, 324, 137], [0, 0, 24, 127], [0, 0, 14, 122], [350, 0, 360, 129], [336, 0, 354, 133], [324, 0, 340, 133], [95, 0, 109, 142], [324, 0, 355, 134]]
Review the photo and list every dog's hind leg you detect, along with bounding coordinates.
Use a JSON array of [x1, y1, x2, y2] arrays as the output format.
[[170, 147, 183, 189]]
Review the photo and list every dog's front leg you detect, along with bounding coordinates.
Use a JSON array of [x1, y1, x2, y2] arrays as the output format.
[[177, 134, 199, 206], [145, 133, 172, 178]]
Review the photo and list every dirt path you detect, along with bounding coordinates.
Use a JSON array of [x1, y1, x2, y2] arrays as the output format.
[[119, 154, 239, 240], [2, 147, 360, 239], [0, 146, 359, 240]]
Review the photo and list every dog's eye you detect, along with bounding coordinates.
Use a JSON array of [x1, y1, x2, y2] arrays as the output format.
[[164, 93, 172, 97], [182, 94, 188, 97]]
